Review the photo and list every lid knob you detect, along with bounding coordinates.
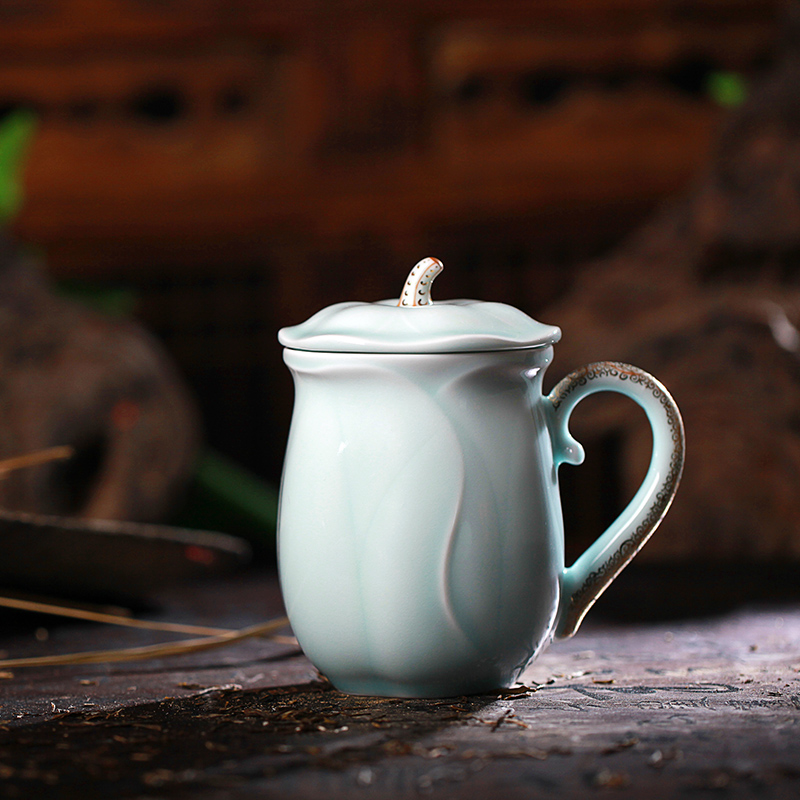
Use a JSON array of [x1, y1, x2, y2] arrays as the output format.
[[398, 257, 443, 307]]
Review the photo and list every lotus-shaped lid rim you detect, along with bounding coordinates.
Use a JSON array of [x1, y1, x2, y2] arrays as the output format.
[[278, 258, 561, 354]]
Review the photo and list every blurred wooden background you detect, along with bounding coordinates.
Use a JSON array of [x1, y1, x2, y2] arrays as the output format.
[[1, 0, 785, 486]]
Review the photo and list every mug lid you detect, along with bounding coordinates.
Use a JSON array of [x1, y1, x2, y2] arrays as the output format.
[[278, 258, 561, 354]]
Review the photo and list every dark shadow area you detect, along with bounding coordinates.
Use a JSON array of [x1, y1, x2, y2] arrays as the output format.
[[0, 680, 494, 800], [45, 433, 108, 516], [128, 85, 187, 125], [593, 561, 800, 622]]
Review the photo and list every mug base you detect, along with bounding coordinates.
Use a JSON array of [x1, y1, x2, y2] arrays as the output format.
[[330, 675, 505, 699]]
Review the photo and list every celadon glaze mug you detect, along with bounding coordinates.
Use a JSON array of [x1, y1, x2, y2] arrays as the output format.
[[277, 258, 684, 698]]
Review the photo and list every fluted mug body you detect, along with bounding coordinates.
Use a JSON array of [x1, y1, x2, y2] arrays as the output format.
[[279, 346, 562, 697]]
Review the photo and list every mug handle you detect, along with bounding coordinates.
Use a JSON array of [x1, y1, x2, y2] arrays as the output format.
[[547, 361, 685, 638]]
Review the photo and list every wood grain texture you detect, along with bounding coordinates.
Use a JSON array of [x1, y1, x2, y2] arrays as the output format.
[[1, 570, 799, 799]]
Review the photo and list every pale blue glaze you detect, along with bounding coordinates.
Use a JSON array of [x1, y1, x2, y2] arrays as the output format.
[[279, 347, 563, 697]]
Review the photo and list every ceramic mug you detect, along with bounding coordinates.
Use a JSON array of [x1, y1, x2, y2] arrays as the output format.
[[277, 260, 684, 697]]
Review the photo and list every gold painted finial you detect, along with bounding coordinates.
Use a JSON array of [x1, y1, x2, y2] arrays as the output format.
[[398, 257, 443, 307]]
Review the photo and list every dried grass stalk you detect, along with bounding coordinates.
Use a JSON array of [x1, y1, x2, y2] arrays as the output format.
[[0, 446, 74, 477], [0, 595, 235, 636], [0, 617, 290, 669]]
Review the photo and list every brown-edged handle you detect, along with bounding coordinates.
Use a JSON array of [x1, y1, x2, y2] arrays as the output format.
[[548, 362, 685, 638]]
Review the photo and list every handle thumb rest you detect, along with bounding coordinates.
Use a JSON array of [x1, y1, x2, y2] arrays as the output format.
[[549, 362, 685, 639]]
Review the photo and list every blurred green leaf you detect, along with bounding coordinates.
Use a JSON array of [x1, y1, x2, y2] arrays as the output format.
[[175, 449, 279, 557], [0, 110, 37, 224], [707, 71, 747, 108], [56, 281, 138, 317]]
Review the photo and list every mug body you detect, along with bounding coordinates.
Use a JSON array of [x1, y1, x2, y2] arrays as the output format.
[[278, 346, 563, 697]]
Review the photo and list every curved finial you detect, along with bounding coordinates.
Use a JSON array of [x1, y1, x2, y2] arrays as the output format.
[[398, 258, 443, 307]]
